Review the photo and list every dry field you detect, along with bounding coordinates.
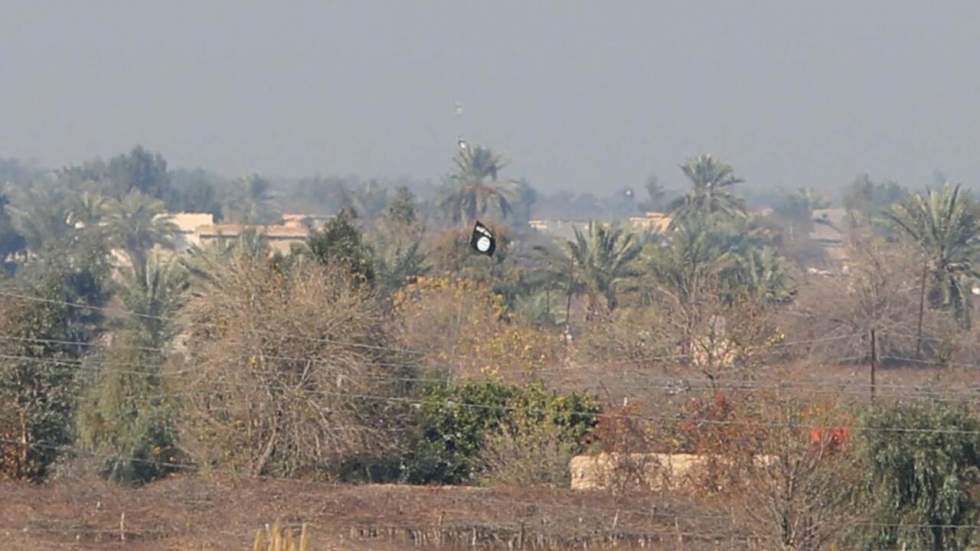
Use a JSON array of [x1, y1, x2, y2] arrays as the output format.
[[0, 476, 738, 550]]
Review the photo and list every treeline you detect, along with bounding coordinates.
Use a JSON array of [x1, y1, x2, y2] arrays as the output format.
[[0, 144, 979, 549]]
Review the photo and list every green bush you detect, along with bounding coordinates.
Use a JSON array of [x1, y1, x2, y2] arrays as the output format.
[[402, 380, 599, 484], [75, 331, 180, 485], [850, 401, 980, 550]]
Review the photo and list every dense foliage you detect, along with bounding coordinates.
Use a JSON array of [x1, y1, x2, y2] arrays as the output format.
[[0, 143, 978, 548], [404, 381, 599, 484]]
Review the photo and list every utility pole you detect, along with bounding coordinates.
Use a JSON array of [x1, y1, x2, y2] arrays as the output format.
[[869, 329, 877, 406]]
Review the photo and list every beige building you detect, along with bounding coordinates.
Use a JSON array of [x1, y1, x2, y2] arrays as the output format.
[[281, 213, 332, 229], [628, 211, 672, 233], [196, 223, 310, 254], [166, 212, 216, 252], [161, 212, 328, 255], [810, 208, 849, 266], [528, 219, 593, 243]]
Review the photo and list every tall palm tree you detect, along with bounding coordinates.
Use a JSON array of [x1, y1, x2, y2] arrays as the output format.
[[440, 145, 515, 225], [116, 253, 189, 346], [102, 191, 178, 279], [565, 222, 642, 315], [885, 184, 980, 340], [669, 154, 746, 225], [647, 219, 741, 307]]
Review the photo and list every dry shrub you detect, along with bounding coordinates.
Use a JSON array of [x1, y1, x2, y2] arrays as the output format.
[[0, 427, 23, 480], [176, 257, 408, 478], [583, 404, 661, 494], [729, 395, 858, 551], [391, 276, 562, 380], [574, 307, 673, 371], [783, 236, 976, 365], [478, 412, 576, 488], [253, 520, 309, 551]]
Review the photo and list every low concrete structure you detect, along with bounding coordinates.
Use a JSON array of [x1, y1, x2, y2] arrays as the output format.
[[628, 212, 672, 233], [569, 452, 777, 491], [196, 223, 310, 254], [528, 219, 592, 243]]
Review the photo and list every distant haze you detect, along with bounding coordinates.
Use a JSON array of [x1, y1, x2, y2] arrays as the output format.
[[3, 1, 980, 193]]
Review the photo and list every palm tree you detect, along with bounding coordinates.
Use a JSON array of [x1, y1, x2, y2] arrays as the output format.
[[885, 184, 980, 343], [732, 246, 795, 304], [116, 253, 188, 346], [647, 219, 740, 307], [669, 154, 746, 224], [66, 191, 108, 228], [440, 145, 515, 225], [181, 229, 269, 293], [102, 192, 178, 279], [13, 187, 75, 250], [565, 222, 642, 315]]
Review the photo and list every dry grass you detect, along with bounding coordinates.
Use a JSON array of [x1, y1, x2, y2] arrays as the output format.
[[253, 520, 309, 551], [0, 475, 739, 550]]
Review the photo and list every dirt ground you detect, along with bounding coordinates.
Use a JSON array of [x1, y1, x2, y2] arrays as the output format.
[[0, 476, 737, 550]]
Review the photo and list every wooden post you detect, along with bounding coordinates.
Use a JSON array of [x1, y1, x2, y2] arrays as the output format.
[[916, 263, 927, 358], [869, 329, 877, 406]]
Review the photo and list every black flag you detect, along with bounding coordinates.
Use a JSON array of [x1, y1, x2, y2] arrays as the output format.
[[470, 221, 496, 256]]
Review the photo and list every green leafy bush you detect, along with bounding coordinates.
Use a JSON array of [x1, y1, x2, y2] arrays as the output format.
[[403, 380, 599, 484], [850, 401, 980, 550]]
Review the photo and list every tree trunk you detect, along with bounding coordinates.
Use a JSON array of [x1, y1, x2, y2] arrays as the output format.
[[252, 417, 278, 477], [916, 263, 928, 359]]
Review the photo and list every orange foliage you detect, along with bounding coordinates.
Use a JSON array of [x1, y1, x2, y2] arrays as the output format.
[[392, 276, 563, 380], [808, 426, 850, 452]]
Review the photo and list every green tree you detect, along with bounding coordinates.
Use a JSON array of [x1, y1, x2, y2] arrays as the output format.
[[76, 257, 186, 484], [338, 180, 391, 222], [731, 246, 796, 304], [164, 168, 225, 219], [105, 146, 171, 200], [565, 222, 642, 315], [439, 145, 515, 225], [844, 174, 908, 228], [371, 187, 428, 292], [647, 219, 739, 307], [102, 192, 178, 279], [852, 401, 980, 550], [116, 255, 188, 346], [0, 260, 108, 479], [405, 381, 598, 484], [668, 154, 746, 224], [638, 174, 668, 213], [0, 193, 25, 273], [231, 174, 278, 224], [13, 187, 77, 251], [885, 184, 980, 337], [181, 229, 271, 294], [302, 211, 375, 284], [509, 179, 537, 226], [385, 186, 419, 226]]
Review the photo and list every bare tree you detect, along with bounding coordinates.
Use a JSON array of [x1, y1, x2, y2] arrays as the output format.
[[732, 396, 858, 551], [175, 256, 408, 477]]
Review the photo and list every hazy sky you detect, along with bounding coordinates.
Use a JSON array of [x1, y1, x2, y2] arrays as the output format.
[[3, 1, 980, 194]]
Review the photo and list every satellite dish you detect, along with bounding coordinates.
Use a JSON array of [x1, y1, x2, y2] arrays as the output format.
[[457, 137, 468, 150]]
